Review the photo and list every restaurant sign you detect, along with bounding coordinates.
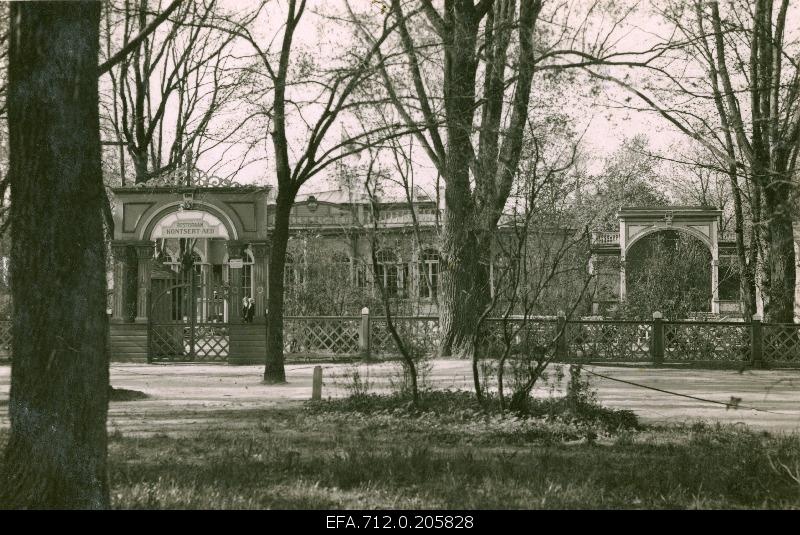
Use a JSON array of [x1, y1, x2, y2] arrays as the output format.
[[154, 218, 223, 238]]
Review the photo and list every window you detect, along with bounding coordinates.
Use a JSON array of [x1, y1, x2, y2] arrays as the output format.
[[355, 259, 370, 289], [241, 250, 255, 299], [375, 250, 407, 298], [418, 249, 439, 299]]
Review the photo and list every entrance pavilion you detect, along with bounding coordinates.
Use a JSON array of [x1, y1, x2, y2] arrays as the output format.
[[109, 182, 270, 363]]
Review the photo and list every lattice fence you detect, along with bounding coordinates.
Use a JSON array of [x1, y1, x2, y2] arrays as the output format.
[[193, 324, 230, 361], [566, 320, 651, 361], [4, 312, 797, 367], [370, 316, 439, 357], [664, 321, 750, 362], [284, 316, 360, 358], [150, 324, 190, 362], [149, 323, 229, 362], [482, 318, 559, 358], [763, 324, 800, 363], [0, 320, 10, 360]]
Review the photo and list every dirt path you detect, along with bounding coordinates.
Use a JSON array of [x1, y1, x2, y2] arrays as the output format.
[[1, 362, 799, 434]]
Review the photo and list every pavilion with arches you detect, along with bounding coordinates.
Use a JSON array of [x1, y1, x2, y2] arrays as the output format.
[[590, 206, 741, 316], [108, 183, 270, 363]]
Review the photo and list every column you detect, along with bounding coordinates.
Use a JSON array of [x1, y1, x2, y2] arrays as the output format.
[[710, 218, 720, 314], [618, 217, 627, 303], [251, 242, 269, 321], [711, 259, 720, 313], [755, 285, 765, 318], [588, 254, 597, 314], [110, 242, 128, 322], [227, 241, 245, 323], [201, 263, 209, 322], [134, 242, 154, 323]]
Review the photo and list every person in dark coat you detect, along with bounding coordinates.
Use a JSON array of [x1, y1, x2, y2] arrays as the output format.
[[241, 297, 249, 322], [243, 297, 255, 323]]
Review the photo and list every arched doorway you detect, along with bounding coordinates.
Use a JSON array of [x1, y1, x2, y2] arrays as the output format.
[[625, 229, 712, 318], [147, 210, 235, 362], [109, 185, 270, 363]]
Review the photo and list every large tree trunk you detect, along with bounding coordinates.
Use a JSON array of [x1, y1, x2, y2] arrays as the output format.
[[131, 148, 149, 184], [727, 170, 757, 320], [1, 1, 109, 509], [264, 191, 292, 383], [438, 218, 491, 357], [438, 4, 483, 358], [762, 181, 796, 324], [437, 1, 540, 359]]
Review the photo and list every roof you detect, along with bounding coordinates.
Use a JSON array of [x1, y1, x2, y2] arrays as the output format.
[[618, 205, 723, 219]]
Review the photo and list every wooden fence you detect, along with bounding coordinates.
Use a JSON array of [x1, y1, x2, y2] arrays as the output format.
[[3, 314, 800, 367], [282, 311, 799, 367]]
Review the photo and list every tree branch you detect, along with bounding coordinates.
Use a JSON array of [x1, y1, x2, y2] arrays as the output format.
[[98, 0, 181, 76]]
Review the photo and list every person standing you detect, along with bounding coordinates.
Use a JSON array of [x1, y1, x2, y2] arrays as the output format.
[[241, 296, 250, 323], [243, 297, 255, 323]]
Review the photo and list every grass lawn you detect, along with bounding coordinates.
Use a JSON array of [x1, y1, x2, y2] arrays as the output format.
[[4, 389, 799, 509]]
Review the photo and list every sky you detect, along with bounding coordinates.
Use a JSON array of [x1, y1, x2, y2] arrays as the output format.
[[103, 0, 795, 195]]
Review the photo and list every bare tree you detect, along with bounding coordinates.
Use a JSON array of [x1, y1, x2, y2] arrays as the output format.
[[0, 2, 10, 232], [203, 0, 409, 382], [1, 1, 109, 508], [700, 0, 798, 324], [587, 0, 800, 322], [362, 156, 423, 405], [348, 0, 641, 358], [102, 0, 254, 184], [472, 132, 592, 406]]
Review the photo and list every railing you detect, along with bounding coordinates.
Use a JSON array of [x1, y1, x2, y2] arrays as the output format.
[[371, 208, 440, 226], [482, 317, 559, 356], [370, 315, 440, 356], [270, 311, 798, 367], [591, 231, 620, 246], [6, 314, 799, 367], [269, 208, 442, 229], [762, 323, 800, 364], [285, 214, 355, 227], [565, 320, 652, 361], [663, 321, 750, 363], [284, 316, 361, 358], [149, 322, 230, 362]]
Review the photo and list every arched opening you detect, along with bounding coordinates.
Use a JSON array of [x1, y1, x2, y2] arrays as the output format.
[[146, 209, 245, 362], [147, 208, 247, 325], [625, 229, 712, 318]]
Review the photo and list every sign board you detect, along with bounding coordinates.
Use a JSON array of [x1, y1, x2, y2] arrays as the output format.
[[154, 218, 224, 239], [229, 258, 244, 269]]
